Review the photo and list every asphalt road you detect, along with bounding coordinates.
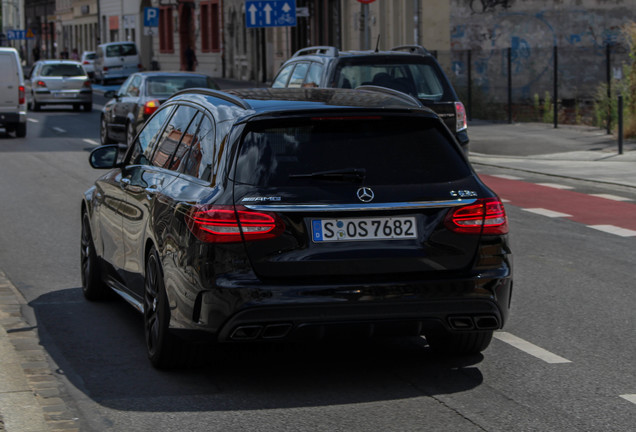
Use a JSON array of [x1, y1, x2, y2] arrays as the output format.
[[0, 103, 634, 431]]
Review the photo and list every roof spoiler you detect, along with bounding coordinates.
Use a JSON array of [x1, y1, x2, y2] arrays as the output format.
[[171, 88, 252, 109], [391, 45, 430, 55], [292, 46, 339, 58], [355, 85, 423, 108]]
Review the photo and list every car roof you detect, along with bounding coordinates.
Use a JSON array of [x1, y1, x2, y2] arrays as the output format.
[[289, 45, 433, 61], [35, 60, 83, 65], [132, 71, 212, 78], [171, 87, 436, 118]]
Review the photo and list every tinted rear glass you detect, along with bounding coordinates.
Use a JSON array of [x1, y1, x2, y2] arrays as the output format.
[[333, 58, 449, 101], [146, 76, 217, 96], [234, 117, 468, 187], [40, 64, 85, 77]]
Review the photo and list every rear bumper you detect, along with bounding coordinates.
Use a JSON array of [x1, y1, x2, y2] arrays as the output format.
[[33, 90, 92, 105], [174, 271, 512, 342], [0, 111, 26, 126]]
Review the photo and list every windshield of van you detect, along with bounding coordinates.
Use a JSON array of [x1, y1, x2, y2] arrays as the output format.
[[106, 44, 137, 57]]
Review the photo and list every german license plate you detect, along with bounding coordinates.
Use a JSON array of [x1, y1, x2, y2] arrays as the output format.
[[311, 216, 417, 242]]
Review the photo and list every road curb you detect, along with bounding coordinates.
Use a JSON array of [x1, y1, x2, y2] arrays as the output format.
[[0, 271, 80, 432]]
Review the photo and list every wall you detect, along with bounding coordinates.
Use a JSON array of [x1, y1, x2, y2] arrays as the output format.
[[449, 0, 636, 102]]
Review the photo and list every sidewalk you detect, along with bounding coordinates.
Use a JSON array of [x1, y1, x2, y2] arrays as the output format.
[[468, 121, 636, 188]]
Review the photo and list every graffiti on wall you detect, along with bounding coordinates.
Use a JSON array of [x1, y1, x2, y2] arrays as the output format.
[[450, 7, 630, 100]]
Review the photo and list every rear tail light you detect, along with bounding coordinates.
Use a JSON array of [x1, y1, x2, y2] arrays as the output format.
[[143, 100, 160, 116], [186, 205, 285, 243], [83, 60, 90, 64], [455, 101, 468, 132], [444, 197, 508, 235], [103, 66, 109, 71], [138, 63, 143, 70], [36, 80, 47, 88], [18, 85, 25, 105], [83, 80, 92, 88]]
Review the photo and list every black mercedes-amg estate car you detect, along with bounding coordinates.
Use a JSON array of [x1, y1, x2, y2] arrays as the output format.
[[82, 87, 512, 369]]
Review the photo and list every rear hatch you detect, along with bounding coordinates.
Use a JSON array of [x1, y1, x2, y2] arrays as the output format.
[[39, 63, 87, 91], [231, 114, 485, 282]]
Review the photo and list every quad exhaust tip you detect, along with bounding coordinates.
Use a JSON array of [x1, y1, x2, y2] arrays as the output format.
[[448, 315, 499, 331], [230, 323, 293, 341]]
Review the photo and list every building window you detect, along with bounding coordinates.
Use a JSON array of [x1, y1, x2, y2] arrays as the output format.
[[200, 0, 220, 53], [159, 6, 174, 53]]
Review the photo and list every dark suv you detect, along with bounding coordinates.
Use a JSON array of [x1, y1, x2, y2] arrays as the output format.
[[82, 87, 511, 369], [272, 45, 469, 152]]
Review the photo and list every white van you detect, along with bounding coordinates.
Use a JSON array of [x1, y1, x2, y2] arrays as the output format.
[[94, 42, 142, 85], [0, 47, 27, 137]]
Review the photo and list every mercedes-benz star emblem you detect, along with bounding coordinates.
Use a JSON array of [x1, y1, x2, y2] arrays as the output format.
[[356, 187, 374, 203]]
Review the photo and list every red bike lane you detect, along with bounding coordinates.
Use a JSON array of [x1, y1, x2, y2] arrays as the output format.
[[480, 174, 636, 232]]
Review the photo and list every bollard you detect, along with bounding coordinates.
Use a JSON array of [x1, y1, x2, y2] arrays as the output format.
[[618, 94, 623, 155]]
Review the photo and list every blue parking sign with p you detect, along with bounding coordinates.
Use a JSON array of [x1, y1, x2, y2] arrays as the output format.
[[144, 7, 159, 27]]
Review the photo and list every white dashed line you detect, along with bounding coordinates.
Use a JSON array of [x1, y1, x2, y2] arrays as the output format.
[[83, 139, 99, 146], [27, 118, 39, 123], [536, 183, 574, 190], [52, 127, 66, 133], [590, 194, 632, 202], [494, 332, 571, 364], [522, 208, 572, 218], [588, 225, 636, 237], [620, 394, 636, 405], [491, 174, 524, 180]]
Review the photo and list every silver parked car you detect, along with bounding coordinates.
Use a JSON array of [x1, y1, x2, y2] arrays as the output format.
[[27, 60, 92, 112]]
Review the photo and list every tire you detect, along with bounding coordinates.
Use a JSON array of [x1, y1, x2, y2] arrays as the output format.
[[81, 212, 109, 300], [83, 103, 92, 112], [100, 116, 115, 145], [426, 330, 493, 355], [15, 123, 26, 138], [126, 121, 136, 146], [144, 247, 195, 369], [73, 104, 80, 112], [31, 97, 40, 111]]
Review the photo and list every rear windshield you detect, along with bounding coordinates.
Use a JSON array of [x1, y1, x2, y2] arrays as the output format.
[[84, 53, 96, 60], [234, 117, 468, 187], [105, 44, 137, 57], [146, 76, 218, 96], [40, 64, 85, 77], [332, 58, 449, 101]]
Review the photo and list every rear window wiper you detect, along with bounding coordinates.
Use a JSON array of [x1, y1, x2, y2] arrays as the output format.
[[289, 168, 366, 182]]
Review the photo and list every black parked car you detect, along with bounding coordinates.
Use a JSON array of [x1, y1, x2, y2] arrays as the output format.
[[272, 45, 470, 153], [100, 71, 219, 146], [82, 87, 512, 369]]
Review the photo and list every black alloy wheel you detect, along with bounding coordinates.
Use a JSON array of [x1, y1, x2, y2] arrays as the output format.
[[100, 116, 114, 145], [144, 247, 193, 369], [81, 212, 108, 300]]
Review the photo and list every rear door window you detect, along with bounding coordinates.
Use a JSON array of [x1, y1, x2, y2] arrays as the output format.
[[287, 62, 309, 88], [272, 63, 294, 88], [129, 105, 175, 165], [151, 105, 199, 168], [234, 117, 469, 187], [181, 115, 216, 182]]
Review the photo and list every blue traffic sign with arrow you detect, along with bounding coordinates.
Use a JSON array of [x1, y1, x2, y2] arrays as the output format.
[[245, 0, 296, 28]]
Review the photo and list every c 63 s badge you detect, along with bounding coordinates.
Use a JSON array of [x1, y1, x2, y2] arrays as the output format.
[[450, 190, 478, 198]]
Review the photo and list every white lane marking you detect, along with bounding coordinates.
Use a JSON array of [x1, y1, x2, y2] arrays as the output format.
[[590, 193, 632, 202], [537, 183, 574, 190], [588, 225, 636, 237], [83, 139, 99, 146], [27, 118, 39, 123], [523, 208, 572, 218], [491, 174, 524, 180], [52, 127, 66, 133], [620, 394, 636, 405], [494, 332, 571, 364]]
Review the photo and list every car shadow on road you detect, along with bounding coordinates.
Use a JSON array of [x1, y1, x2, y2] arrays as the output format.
[[32, 287, 485, 412]]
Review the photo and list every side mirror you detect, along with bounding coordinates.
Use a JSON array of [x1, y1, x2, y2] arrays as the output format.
[[104, 90, 117, 99], [89, 144, 125, 169]]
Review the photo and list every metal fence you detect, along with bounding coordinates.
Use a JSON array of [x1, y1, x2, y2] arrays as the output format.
[[436, 43, 631, 127]]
